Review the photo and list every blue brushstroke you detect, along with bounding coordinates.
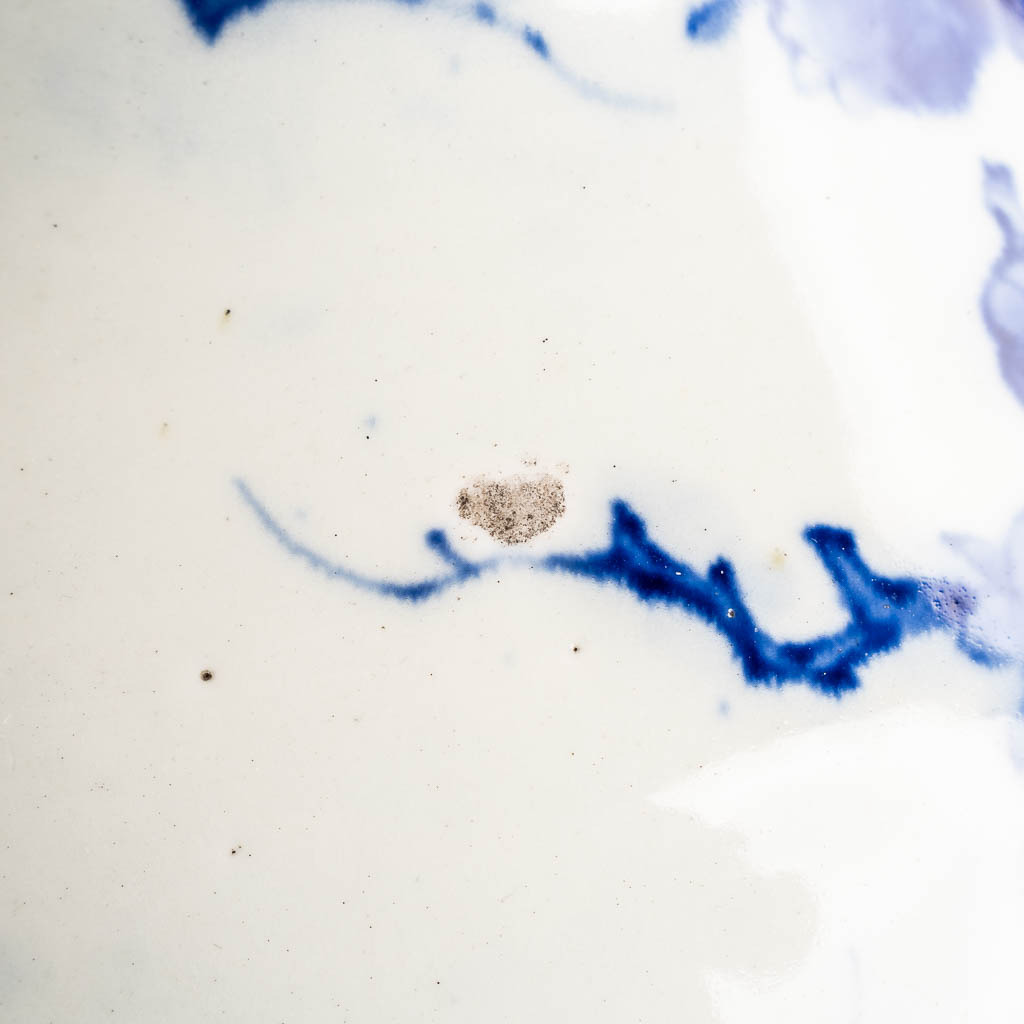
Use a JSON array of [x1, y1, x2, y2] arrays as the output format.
[[182, 0, 551, 63], [181, 0, 546, 60], [686, 0, 738, 42], [473, 2, 495, 25], [761, 0, 992, 112], [237, 479, 985, 696]]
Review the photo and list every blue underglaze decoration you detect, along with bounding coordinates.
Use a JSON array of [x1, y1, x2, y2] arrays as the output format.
[[761, 0, 992, 112], [236, 479, 493, 600], [237, 480, 986, 696], [181, 0, 550, 59], [944, 508, 1024, 668]]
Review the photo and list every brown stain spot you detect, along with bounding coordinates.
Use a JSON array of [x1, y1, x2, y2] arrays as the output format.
[[159, 421, 170, 438], [200, 669, 214, 682], [770, 548, 787, 570], [457, 474, 565, 545]]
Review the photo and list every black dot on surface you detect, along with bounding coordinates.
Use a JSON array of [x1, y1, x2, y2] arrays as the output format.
[[200, 670, 214, 682], [572, 646, 579, 653]]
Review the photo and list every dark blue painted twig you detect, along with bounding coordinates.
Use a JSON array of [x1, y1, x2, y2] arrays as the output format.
[[237, 480, 984, 696]]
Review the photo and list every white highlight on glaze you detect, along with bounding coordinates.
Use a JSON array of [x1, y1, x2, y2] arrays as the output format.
[[652, 706, 1024, 1023]]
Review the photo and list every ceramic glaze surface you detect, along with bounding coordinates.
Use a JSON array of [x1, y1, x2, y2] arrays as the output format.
[[4, 1, 1024, 1021]]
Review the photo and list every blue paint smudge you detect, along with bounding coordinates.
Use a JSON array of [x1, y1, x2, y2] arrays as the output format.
[[686, 0, 738, 42], [179, 0, 667, 110], [981, 162, 1024, 407], [522, 25, 549, 60], [237, 479, 985, 696], [763, 0, 992, 112]]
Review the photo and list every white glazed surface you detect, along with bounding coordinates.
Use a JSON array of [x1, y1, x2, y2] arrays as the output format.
[[4, 2, 1024, 1020]]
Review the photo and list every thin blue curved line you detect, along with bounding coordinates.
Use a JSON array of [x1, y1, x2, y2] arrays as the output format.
[[236, 478, 497, 599]]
